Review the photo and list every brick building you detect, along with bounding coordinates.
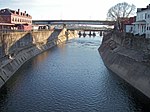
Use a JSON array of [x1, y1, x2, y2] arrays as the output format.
[[121, 17, 136, 33], [0, 8, 32, 30]]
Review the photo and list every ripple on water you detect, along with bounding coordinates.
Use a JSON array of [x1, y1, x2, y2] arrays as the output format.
[[0, 36, 150, 112]]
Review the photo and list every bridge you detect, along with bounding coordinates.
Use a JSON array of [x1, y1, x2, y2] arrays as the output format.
[[68, 25, 110, 31], [32, 20, 115, 25]]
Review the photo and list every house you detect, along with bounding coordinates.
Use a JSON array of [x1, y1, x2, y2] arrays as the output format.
[[121, 17, 135, 33], [124, 17, 135, 33], [16, 24, 32, 31], [0, 8, 32, 30], [133, 4, 150, 38]]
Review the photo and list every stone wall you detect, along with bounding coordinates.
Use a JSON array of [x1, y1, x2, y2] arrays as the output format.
[[108, 31, 150, 51], [99, 31, 150, 98], [0, 28, 78, 89]]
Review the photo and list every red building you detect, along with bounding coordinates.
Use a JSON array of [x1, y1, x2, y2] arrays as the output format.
[[0, 8, 32, 31], [119, 17, 136, 32], [122, 17, 135, 25]]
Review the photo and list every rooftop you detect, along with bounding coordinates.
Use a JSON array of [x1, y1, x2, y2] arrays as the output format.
[[0, 8, 32, 18], [137, 4, 150, 12]]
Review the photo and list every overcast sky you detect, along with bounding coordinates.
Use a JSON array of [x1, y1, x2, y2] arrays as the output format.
[[0, 0, 149, 20]]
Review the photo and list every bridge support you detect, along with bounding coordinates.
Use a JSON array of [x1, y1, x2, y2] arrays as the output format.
[[78, 31, 82, 37], [93, 32, 96, 37], [89, 31, 92, 37], [78, 30, 105, 37], [100, 31, 103, 36], [83, 31, 86, 37]]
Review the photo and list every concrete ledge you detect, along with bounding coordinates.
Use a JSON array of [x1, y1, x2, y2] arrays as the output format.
[[0, 29, 78, 89], [99, 32, 150, 99]]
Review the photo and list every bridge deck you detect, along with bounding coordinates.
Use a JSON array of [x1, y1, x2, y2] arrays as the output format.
[[32, 20, 115, 25]]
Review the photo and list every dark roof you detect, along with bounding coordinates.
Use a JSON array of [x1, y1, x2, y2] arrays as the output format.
[[0, 8, 11, 15], [137, 4, 150, 12], [0, 8, 31, 17]]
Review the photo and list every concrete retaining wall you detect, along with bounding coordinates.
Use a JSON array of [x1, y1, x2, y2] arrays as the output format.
[[99, 32, 150, 98], [0, 28, 78, 89]]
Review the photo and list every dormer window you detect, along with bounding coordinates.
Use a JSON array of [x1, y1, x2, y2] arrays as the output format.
[[1, 10, 5, 13], [12, 18, 14, 21]]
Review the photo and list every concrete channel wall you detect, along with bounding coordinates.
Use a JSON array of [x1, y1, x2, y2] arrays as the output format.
[[99, 31, 150, 98], [0, 28, 78, 89]]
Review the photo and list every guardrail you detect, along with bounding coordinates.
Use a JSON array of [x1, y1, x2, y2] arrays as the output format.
[[0, 29, 55, 33], [0, 29, 29, 33]]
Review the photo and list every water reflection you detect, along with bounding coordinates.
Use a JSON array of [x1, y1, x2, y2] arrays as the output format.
[[0, 36, 150, 112], [106, 70, 150, 112], [33, 51, 49, 65]]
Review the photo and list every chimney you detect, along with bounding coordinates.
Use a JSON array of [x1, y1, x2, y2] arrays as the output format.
[[137, 8, 141, 12], [147, 5, 149, 9], [24, 11, 26, 16], [146, 4, 150, 9], [18, 9, 20, 15]]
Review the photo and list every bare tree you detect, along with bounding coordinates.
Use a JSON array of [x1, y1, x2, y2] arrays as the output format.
[[107, 2, 136, 30]]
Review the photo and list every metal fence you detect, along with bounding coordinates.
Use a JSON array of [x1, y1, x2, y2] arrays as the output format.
[[0, 29, 29, 33], [0, 29, 55, 33]]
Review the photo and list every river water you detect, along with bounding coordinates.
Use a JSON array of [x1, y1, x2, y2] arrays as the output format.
[[0, 35, 150, 112]]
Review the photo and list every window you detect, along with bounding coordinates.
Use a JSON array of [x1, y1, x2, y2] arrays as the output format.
[[12, 18, 14, 21], [145, 13, 147, 19]]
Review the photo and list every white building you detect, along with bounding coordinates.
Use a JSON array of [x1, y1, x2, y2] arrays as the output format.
[[146, 8, 150, 38], [125, 24, 134, 33], [133, 4, 150, 38]]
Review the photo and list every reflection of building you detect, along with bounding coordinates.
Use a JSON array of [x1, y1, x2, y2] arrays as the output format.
[[0, 8, 32, 30], [133, 4, 150, 38]]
